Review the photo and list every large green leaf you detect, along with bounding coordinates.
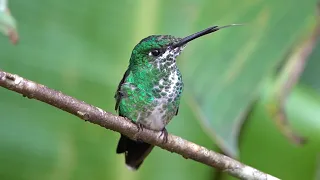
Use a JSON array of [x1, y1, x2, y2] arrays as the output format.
[[180, 0, 318, 156]]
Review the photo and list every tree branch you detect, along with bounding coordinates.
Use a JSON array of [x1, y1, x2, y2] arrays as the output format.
[[0, 70, 279, 180]]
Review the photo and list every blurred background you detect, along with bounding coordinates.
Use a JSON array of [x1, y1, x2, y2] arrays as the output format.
[[1, 0, 320, 179]]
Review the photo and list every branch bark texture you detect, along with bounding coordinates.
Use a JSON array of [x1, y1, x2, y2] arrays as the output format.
[[0, 70, 279, 180]]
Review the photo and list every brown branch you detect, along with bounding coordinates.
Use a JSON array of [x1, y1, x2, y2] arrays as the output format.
[[0, 70, 279, 180]]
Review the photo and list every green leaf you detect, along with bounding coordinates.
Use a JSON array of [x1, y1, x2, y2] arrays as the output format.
[[301, 38, 320, 92], [181, 0, 318, 157], [261, 21, 320, 145], [224, 81, 320, 180]]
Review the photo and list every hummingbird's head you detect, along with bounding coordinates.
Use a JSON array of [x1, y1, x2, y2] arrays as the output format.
[[129, 24, 241, 68], [129, 35, 184, 68]]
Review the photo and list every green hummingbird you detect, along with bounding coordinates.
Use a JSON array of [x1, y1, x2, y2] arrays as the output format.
[[115, 24, 239, 170]]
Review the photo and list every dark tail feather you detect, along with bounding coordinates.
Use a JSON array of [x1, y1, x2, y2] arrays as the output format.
[[116, 134, 154, 170]]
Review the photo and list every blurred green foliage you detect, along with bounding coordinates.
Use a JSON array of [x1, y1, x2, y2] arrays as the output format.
[[1, 0, 320, 180]]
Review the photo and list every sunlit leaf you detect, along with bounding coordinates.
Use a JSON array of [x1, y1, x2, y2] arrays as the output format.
[[0, 0, 18, 44]]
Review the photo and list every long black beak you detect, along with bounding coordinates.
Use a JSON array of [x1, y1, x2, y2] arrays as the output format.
[[171, 24, 242, 48]]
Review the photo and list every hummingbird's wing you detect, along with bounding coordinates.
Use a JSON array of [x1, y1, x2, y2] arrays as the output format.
[[114, 69, 130, 111], [115, 69, 154, 170]]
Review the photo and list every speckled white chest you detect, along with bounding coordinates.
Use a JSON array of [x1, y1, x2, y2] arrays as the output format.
[[137, 70, 180, 131]]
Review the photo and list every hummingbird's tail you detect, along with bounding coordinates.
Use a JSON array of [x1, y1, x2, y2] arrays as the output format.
[[116, 134, 154, 170]]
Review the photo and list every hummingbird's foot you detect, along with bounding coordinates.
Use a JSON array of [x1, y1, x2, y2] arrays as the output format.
[[136, 123, 145, 132], [135, 122, 146, 142], [159, 128, 168, 143]]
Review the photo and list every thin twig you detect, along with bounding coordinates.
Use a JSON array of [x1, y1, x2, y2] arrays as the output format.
[[0, 70, 279, 180]]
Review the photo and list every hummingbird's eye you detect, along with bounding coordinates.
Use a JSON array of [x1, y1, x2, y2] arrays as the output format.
[[149, 49, 161, 57]]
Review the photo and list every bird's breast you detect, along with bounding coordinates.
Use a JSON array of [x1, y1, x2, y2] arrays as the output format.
[[136, 70, 183, 131]]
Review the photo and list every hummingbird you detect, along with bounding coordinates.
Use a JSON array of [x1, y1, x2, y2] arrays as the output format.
[[115, 24, 239, 170]]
